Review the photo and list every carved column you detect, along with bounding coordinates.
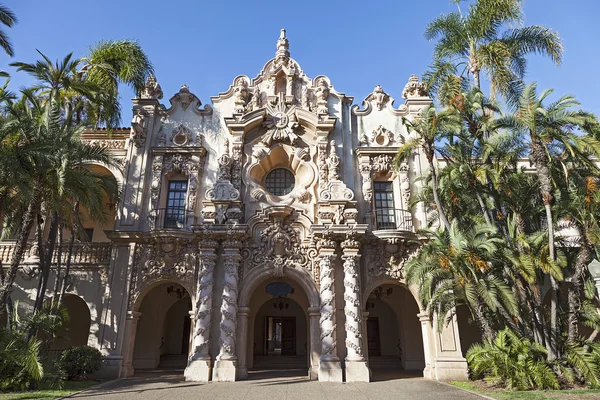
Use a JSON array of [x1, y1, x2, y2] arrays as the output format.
[[213, 239, 241, 381], [418, 312, 434, 379], [317, 239, 343, 382], [341, 239, 370, 381], [184, 241, 217, 382], [235, 306, 250, 380], [308, 306, 321, 380]]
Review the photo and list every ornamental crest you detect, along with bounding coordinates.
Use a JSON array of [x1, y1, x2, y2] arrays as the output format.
[[365, 239, 419, 283], [262, 94, 299, 145], [246, 220, 313, 274]]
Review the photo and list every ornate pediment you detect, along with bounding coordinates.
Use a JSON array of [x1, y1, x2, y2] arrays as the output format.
[[402, 74, 428, 99]]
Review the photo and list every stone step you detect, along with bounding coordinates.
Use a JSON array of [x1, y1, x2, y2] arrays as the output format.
[[158, 354, 188, 369], [368, 356, 403, 369], [253, 355, 307, 369]]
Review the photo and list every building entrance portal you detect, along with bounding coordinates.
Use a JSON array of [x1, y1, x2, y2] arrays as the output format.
[[245, 278, 311, 376]]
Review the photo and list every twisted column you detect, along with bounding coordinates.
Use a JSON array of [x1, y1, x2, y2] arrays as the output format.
[[341, 239, 369, 381], [317, 239, 342, 382], [319, 254, 337, 360], [213, 239, 241, 381], [185, 241, 217, 382]]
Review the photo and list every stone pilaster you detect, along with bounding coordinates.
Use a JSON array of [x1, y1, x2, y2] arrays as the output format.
[[185, 241, 217, 382], [121, 311, 141, 378], [235, 307, 250, 380], [317, 240, 343, 382], [418, 312, 434, 379], [341, 239, 369, 382], [213, 239, 241, 381]]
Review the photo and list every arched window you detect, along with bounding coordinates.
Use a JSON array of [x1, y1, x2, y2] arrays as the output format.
[[265, 168, 295, 196]]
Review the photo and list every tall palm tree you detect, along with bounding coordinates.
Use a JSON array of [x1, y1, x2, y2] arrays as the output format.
[[424, 0, 562, 104], [396, 105, 462, 230], [11, 40, 154, 128], [497, 82, 600, 357], [0, 4, 17, 57]]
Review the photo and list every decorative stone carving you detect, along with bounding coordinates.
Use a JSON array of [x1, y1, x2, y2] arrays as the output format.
[[247, 220, 310, 272], [233, 78, 249, 114], [296, 189, 312, 203], [364, 85, 389, 111], [150, 155, 163, 213], [191, 251, 217, 356], [402, 74, 428, 99], [314, 78, 329, 115], [317, 140, 329, 189], [327, 140, 340, 181], [398, 161, 411, 209], [249, 85, 262, 110], [359, 155, 393, 203], [275, 29, 290, 67], [130, 109, 147, 147], [318, 180, 354, 202], [262, 94, 299, 145], [170, 124, 194, 146], [175, 85, 194, 111], [231, 143, 242, 192], [319, 255, 337, 358], [218, 252, 240, 360], [140, 75, 163, 100], [365, 239, 419, 283], [370, 125, 395, 146], [342, 254, 364, 360], [128, 238, 197, 308], [88, 139, 127, 150], [294, 147, 310, 161], [370, 154, 393, 173]]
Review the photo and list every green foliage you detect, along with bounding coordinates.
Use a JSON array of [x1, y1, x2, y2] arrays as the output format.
[[467, 328, 559, 390], [60, 346, 102, 380]]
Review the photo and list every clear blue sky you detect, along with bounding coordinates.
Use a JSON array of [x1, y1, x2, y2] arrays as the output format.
[[3, 0, 600, 124]]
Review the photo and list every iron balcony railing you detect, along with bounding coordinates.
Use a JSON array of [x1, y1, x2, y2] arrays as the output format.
[[372, 208, 414, 232], [152, 207, 192, 230]]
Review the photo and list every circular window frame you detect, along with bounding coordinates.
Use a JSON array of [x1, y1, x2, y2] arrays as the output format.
[[264, 168, 295, 197]]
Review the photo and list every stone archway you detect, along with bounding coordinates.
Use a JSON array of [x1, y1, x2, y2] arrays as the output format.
[[237, 266, 320, 380], [363, 282, 425, 380], [51, 294, 91, 351], [123, 281, 192, 376]]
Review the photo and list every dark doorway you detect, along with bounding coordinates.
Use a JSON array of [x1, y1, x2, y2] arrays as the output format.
[[367, 317, 381, 356], [265, 317, 296, 355], [181, 315, 191, 355]]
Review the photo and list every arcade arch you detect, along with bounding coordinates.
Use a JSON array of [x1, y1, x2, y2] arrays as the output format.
[[130, 282, 192, 373], [363, 283, 425, 376], [51, 294, 91, 351]]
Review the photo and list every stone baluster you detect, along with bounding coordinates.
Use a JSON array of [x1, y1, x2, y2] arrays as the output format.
[[317, 239, 343, 382], [213, 239, 241, 381], [341, 239, 370, 381], [184, 241, 217, 382]]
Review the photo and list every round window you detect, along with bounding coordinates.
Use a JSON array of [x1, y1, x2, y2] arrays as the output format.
[[265, 168, 295, 196]]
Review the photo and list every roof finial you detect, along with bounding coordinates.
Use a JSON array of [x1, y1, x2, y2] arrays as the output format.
[[276, 28, 290, 65]]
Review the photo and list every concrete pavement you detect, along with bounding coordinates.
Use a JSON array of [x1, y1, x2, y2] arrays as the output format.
[[69, 369, 485, 400]]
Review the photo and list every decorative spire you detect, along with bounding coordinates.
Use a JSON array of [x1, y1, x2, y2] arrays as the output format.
[[276, 28, 290, 64]]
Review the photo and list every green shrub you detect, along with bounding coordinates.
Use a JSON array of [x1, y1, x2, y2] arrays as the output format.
[[60, 346, 102, 379], [467, 328, 560, 390]]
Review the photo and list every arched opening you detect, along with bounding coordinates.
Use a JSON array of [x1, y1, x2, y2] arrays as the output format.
[[456, 305, 483, 356], [364, 283, 424, 380], [132, 282, 192, 373], [50, 294, 91, 351], [247, 277, 310, 378]]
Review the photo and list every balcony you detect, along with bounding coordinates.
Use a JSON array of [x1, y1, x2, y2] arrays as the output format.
[[372, 209, 414, 239], [0, 242, 112, 266], [152, 208, 193, 230]]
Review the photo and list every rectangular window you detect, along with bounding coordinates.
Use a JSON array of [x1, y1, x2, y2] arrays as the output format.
[[374, 182, 396, 230], [165, 180, 187, 229]]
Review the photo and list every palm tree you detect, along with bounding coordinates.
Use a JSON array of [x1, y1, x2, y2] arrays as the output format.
[[396, 105, 462, 230], [424, 0, 562, 104], [406, 221, 518, 339], [497, 82, 600, 357], [11, 40, 154, 128], [0, 4, 17, 57]]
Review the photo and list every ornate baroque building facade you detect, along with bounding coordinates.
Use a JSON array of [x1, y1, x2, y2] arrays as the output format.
[[2, 31, 474, 382]]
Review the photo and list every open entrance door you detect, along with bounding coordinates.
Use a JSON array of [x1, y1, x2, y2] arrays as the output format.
[[265, 316, 296, 355]]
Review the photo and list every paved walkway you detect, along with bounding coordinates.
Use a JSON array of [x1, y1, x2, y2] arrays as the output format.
[[70, 369, 485, 400]]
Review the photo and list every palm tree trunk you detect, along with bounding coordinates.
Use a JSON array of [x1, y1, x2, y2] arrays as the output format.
[[60, 201, 79, 302], [53, 220, 64, 296], [0, 188, 42, 323], [473, 302, 495, 340], [428, 155, 451, 230], [567, 237, 594, 342], [33, 211, 59, 313], [476, 192, 492, 225]]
